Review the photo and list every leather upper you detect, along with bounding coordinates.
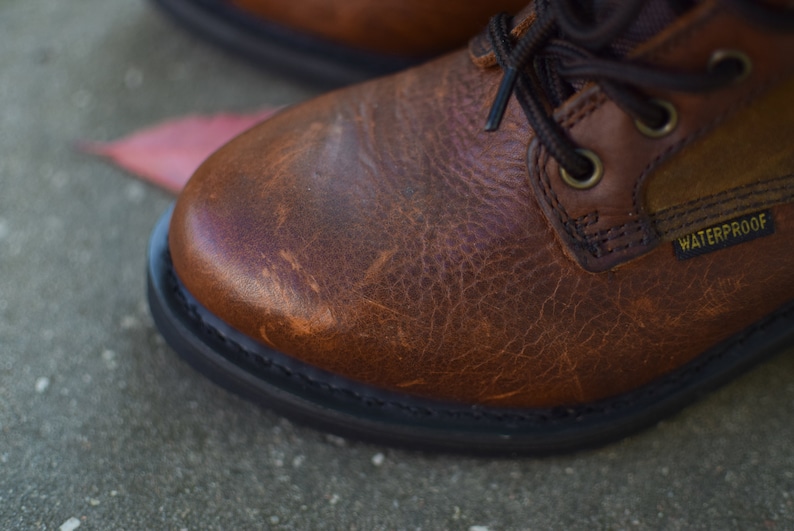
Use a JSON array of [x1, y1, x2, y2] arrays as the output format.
[[170, 0, 794, 409], [231, 0, 529, 57]]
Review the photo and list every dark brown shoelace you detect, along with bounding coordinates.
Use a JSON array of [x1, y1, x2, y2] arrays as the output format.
[[484, 0, 794, 185]]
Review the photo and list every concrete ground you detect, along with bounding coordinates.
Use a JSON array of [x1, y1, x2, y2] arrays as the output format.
[[2, 0, 794, 529]]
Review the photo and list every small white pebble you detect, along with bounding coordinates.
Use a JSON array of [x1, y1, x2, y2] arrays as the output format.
[[325, 435, 347, 447], [371, 453, 385, 466], [35, 377, 50, 393], [101, 350, 118, 370], [110, 490, 118, 497], [59, 517, 81, 531], [329, 494, 340, 505], [120, 315, 139, 329], [469, 527, 490, 531], [269, 516, 280, 525], [292, 455, 305, 468], [89, 498, 100, 506]]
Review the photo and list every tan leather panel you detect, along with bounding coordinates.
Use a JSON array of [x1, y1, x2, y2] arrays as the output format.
[[645, 75, 794, 216], [230, 0, 527, 57], [651, 175, 794, 240]]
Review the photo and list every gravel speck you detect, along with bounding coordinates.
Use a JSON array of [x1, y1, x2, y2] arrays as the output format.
[[59, 517, 81, 531], [35, 377, 50, 393]]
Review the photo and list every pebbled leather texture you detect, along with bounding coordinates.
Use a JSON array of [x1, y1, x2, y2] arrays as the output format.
[[169, 0, 794, 409], [230, 0, 528, 57]]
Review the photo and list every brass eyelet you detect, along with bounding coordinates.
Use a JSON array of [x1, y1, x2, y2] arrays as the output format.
[[559, 149, 604, 190], [708, 49, 753, 84], [634, 99, 678, 139]]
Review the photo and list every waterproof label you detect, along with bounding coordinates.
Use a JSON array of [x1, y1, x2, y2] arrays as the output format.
[[673, 210, 775, 260]]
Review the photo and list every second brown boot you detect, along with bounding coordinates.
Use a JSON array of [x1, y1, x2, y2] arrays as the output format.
[[148, 0, 794, 454], [152, 0, 527, 85]]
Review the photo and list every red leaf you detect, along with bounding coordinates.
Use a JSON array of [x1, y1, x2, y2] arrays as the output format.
[[80, 108, 279, 193]]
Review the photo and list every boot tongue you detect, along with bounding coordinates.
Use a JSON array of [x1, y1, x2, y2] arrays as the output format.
[[591, 0, 696, 57], [541, 0, 696, 104]]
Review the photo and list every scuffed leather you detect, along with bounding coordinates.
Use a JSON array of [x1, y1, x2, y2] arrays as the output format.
[[231, 0, 528, 57], [169, 1, 794, 409]]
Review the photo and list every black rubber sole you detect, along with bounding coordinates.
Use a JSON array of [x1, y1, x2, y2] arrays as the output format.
[[147, 206, 794, 455], [151, 0, 425, 87]]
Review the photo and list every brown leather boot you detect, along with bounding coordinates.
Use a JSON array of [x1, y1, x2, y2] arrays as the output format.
[[152, 0, 527, 85], [148, 0, 794, 454]]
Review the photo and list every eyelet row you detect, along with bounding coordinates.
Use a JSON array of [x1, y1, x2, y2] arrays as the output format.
[[558, 49, 753, 190]]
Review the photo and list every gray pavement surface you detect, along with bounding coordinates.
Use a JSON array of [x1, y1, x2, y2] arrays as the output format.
[[1, 0, 794, 529]]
